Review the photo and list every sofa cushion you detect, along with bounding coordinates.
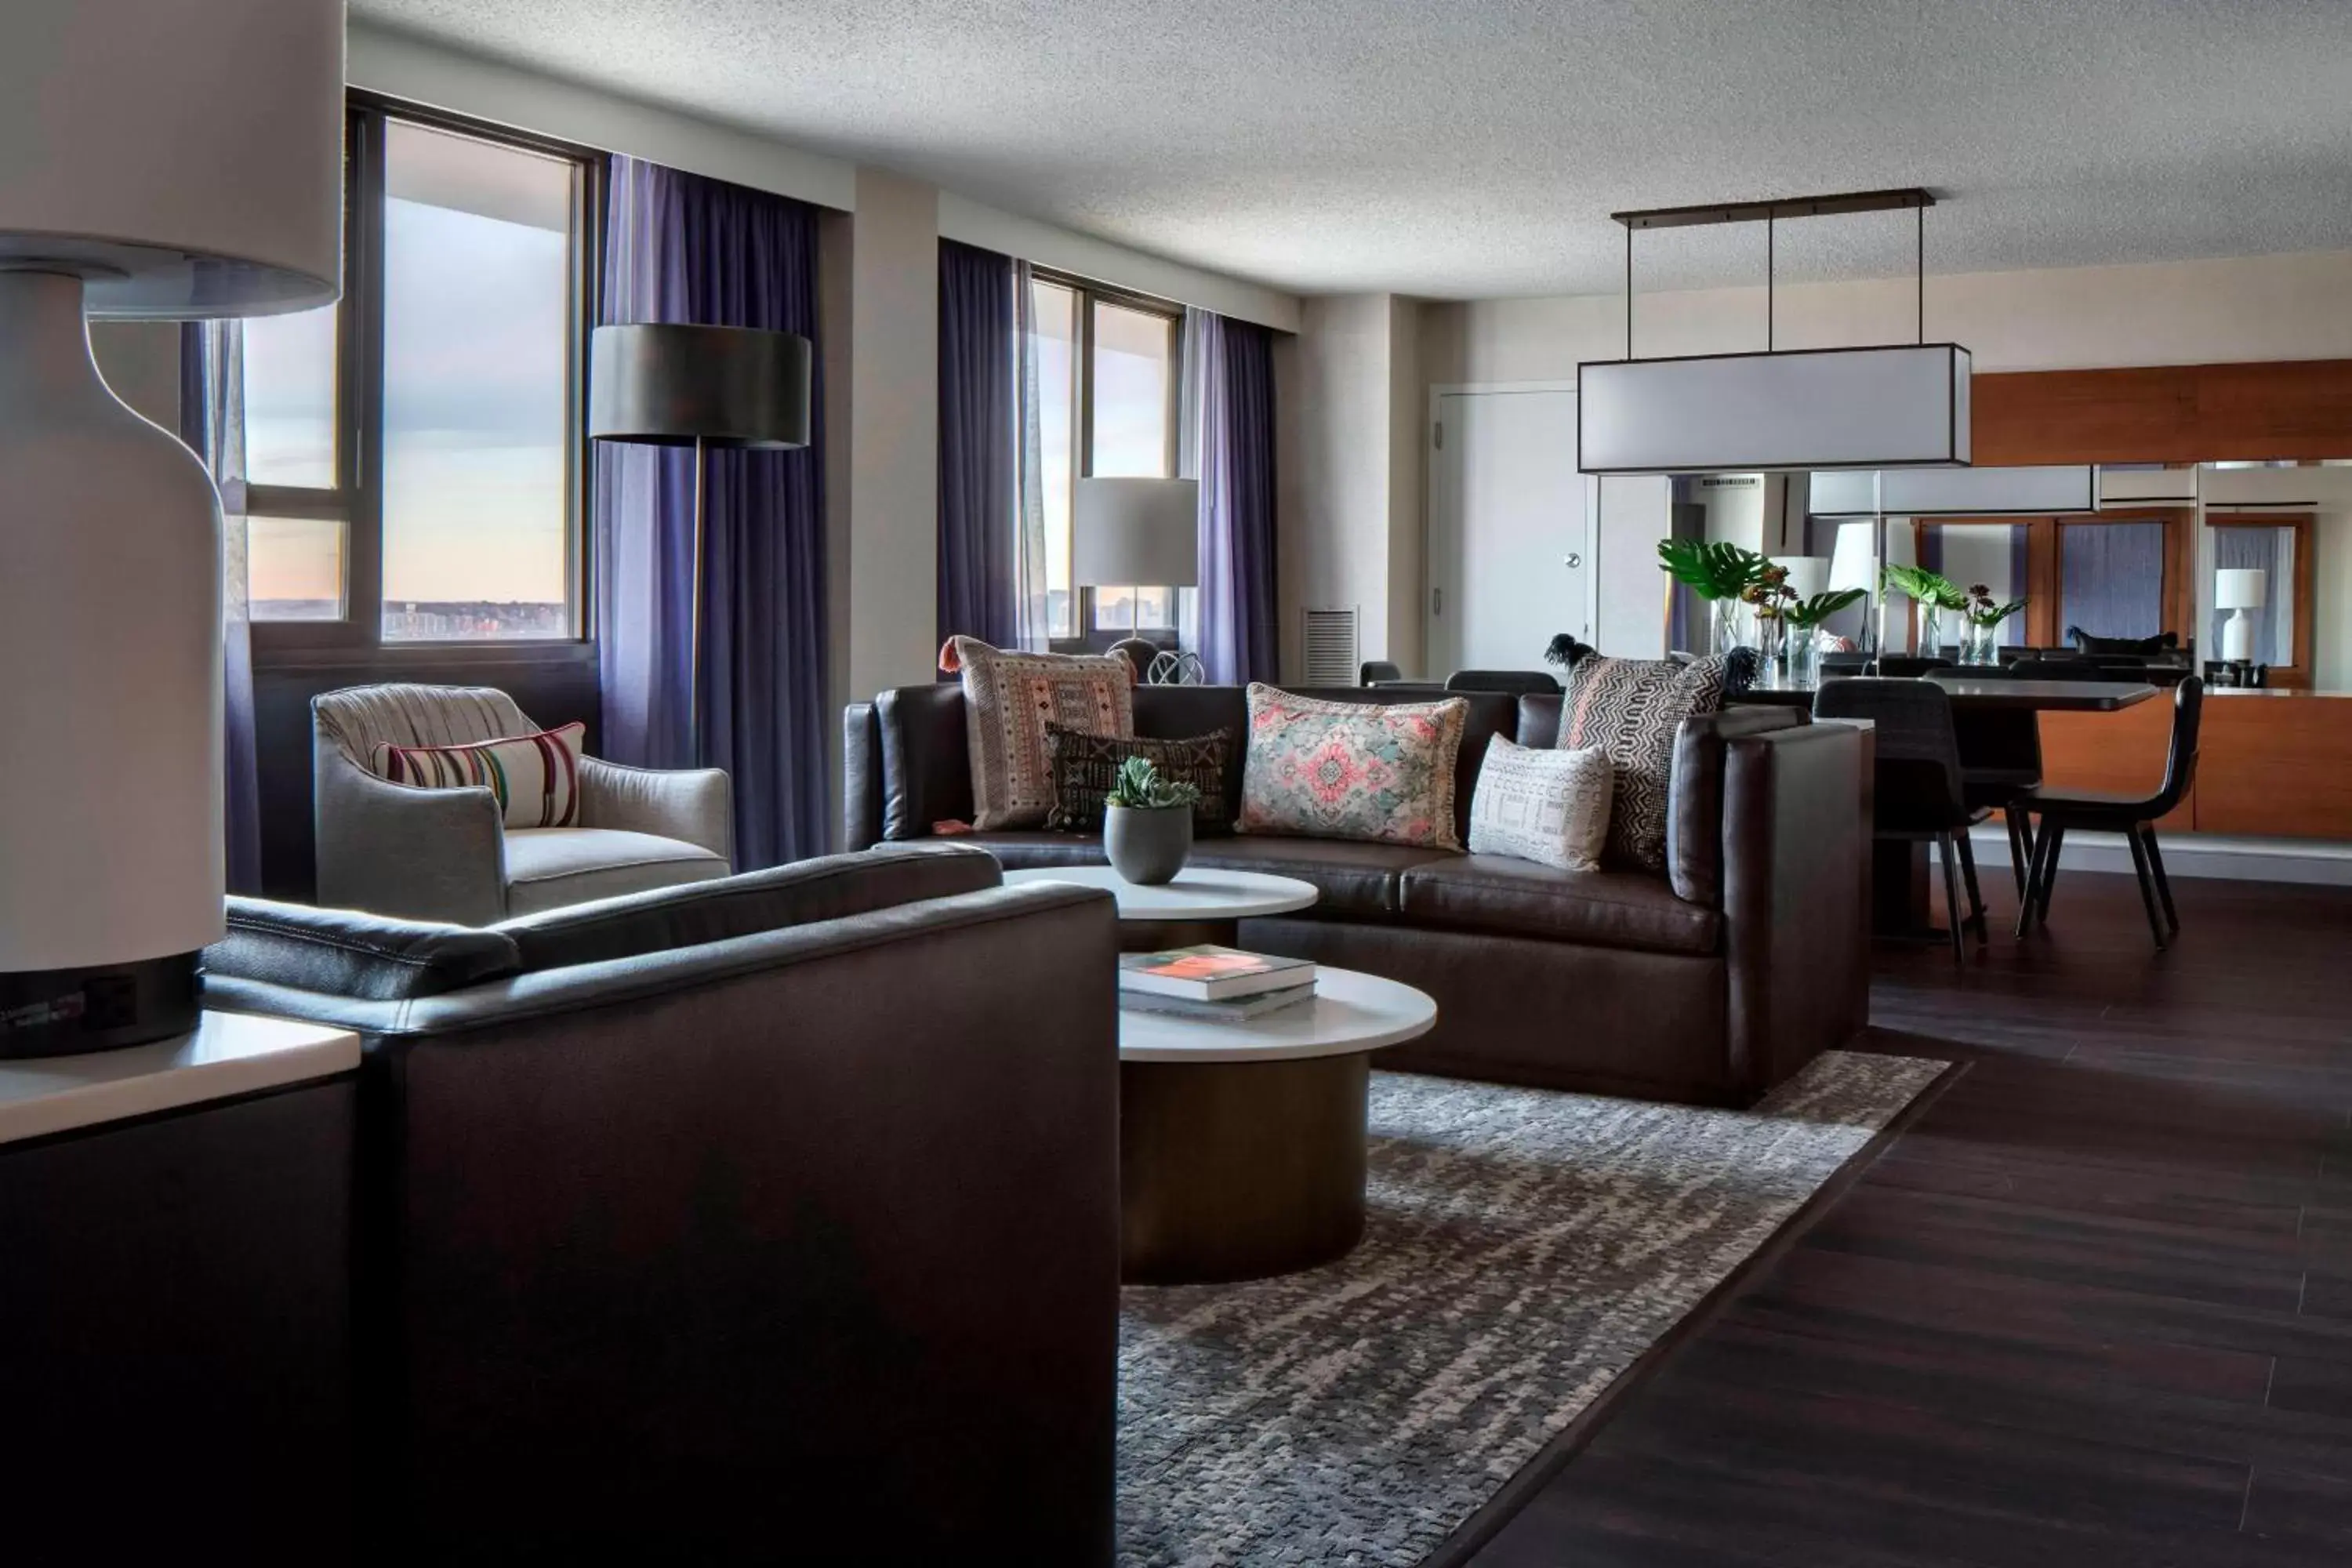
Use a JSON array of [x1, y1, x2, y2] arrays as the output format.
[[1399, 855, 1722, 956], [954, 830, 1111, 872], [493, 843, 1004, 971], [1466, 735, 1613, 873], [953, 637, 1134, 830], [208, 898, 523, 1000], [1044, 724, 1235, 835], [1188, 837, 1455, 917], [1237, 684, 1470, 851], [502, 828, 730, 917], [1559, 655, 1733, 873]]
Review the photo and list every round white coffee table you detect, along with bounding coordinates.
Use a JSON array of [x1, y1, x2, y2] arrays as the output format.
[[1115, 967, 1436, 1285], [1000, 865, 1317, 950]]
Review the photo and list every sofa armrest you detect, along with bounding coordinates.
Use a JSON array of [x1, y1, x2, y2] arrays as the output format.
[[325, 880, 1117, 1562], [314, 739, 507, 927], [1720, 722, 1869, 1099], [577, 754, 733, 865], [843, 701, 885, 851]]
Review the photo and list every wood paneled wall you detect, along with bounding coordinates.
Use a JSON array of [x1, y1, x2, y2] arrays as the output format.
[[2036, 692, 2352, 841], [1973, 358, 2352, 464]]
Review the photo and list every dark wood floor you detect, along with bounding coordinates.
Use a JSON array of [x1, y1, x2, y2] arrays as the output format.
[[1468, 866, 2352, 1566]]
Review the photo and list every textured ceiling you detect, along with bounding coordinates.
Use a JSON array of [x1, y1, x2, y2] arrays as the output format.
[[354, 0, 2352, 299]]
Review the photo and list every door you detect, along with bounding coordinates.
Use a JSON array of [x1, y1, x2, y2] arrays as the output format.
[[1427, 388, 1590, 676]]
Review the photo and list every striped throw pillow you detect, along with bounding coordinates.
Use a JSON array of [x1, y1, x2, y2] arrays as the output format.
[[372, 723, 586, 829]]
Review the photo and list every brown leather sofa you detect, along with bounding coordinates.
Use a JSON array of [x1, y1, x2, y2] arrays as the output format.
[[201, 844, 1119, 1566], [845, 684, 1871, 1105]]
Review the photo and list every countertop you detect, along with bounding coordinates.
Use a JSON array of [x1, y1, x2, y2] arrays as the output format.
[[0, 1011, 361, 1146]]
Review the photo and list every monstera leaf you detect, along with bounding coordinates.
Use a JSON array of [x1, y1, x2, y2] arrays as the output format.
[[1657, 538, 1767, 601], [1784, 588, 1867, 629], [1882, 564, 1968, 610]]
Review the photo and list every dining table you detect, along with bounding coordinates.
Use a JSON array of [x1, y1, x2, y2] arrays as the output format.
[[1734, 671, 2161, 938]]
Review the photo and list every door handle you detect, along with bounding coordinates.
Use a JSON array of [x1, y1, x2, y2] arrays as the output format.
[[1564, 552, 1583, 568], [1431, 586, 1444, 616]]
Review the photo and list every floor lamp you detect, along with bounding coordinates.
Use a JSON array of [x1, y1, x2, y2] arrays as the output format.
[[589, 323, 812, 763]]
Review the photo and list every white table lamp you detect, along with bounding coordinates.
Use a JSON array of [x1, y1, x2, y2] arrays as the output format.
[[1075, 477, 1200, 633], [2216, 568, 2267, 663], [0, 2, 343, 1056]]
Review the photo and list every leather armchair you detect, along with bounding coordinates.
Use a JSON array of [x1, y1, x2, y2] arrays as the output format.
[[313, 683, 733, 924]]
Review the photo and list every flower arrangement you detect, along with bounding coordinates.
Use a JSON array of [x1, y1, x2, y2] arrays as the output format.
[[1105, 755, 1200, 812], [1962, 584, 2027, 627], [1740, 562, 1796, 621]]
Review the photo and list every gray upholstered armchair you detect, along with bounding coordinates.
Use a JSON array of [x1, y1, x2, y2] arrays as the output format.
[[313, 684, 733, 926]]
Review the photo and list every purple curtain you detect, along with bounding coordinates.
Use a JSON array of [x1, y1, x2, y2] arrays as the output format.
[[595, 156, 828, 869], [1192, 312, 1279, 684], [179, 322, 263, 895], [937, 240, 1018, 650], [2061, 521, 2166, 642]]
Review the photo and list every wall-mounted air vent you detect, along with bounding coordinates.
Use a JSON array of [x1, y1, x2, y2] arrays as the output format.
[[1301, 608, 1359, 686]]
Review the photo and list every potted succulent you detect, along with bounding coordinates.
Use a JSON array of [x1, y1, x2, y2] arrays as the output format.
[[1103, 756, 1201, 885], [1780, 586, 1867, 686], [1882, 564, 1969, 659], [1657, 539, 1768, 655], [1958, 584, 2027, 666]]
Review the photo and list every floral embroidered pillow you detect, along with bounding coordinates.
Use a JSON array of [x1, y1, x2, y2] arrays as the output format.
[[1236, 685, 1468, 850]]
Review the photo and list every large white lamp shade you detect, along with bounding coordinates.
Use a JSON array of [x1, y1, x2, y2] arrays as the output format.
[[0, 1, 343, 1055], [1777, 557, 1831, 604], [1074, 477, 1201, 589], [2216, 568, 2267, 663]]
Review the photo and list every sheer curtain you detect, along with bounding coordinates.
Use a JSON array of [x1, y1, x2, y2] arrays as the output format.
[[1011, 260, 1051, 651], [178, 321, 263, 894], [595, 155, 829, 869]]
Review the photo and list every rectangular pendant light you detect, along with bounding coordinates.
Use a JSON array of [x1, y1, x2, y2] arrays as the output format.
[[1577, 343, 1971, 476], [1809, 463, 2095, 517]]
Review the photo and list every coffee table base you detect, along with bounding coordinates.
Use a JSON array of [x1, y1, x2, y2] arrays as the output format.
[[1119, 1051, 1370, 1285]]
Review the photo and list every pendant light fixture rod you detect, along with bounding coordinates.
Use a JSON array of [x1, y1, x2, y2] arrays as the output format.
[[1916, 204, 1926, 344], [1766, 214, 1776, 351], [1624, 222, 1634, 359]]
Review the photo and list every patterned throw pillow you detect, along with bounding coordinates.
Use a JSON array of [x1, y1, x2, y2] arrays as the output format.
[[1557, 655, 1730, 871], [1236, 685, 1468, 850], [1466, 736, 1613, 873], [953, 637, 1135, 830], [373, 722, 586, 830], [1044, 725, 1235, 835]]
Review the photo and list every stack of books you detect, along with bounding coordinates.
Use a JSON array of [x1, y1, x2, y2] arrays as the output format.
[[1116, 945, 1316, 1024]]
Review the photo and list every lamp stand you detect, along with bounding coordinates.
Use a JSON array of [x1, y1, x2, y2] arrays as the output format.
[[688, 434, 707, 768], [2221, 606, 2253, 664]]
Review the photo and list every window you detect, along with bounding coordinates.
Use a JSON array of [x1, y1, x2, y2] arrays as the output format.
[[1025, 273, 1181, 643], [241, 96, 600, 649]]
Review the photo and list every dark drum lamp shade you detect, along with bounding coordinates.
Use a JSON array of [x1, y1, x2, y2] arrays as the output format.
[[589, 323, 813, 448], [587, 323, 814, 766]]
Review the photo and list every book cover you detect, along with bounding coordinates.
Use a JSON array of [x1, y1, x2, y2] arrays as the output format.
[[1117, 944, 1317, 1001]]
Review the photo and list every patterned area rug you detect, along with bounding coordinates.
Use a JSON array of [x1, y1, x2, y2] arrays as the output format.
[[1117, 1050, 1949, 1566]]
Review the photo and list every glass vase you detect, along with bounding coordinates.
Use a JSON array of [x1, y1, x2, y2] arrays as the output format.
[[1786, 628, 1822, 689], [1915, 600, 1948, 660], [1708, 598, 1748, 658], [1753, 613, 1787, 684], [1959, 620, 2001, 666]]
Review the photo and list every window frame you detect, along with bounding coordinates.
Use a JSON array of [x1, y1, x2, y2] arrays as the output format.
[[250, 91, 605, 664], [2207, 511, 2316, 685], [1029, 270, 1184, 651]]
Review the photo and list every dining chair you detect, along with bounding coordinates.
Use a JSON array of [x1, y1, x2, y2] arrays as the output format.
[[1813, 678, 1988, 960], [1952, 706, 2044, 896], [2010, 677, 2203, 949], [1872, 655, 1953, 679]]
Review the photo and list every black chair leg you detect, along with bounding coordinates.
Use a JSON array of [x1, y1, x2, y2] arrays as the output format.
[[1955, 830, 1988, 943], [1936, 833, 1965, 961], [2015, 822, 2050, 938], [2125, 825, 2168, 950], [2142, 827, 2180, 934], [2035, 823, 2066, 924], [2004, 811, 2029, 898]]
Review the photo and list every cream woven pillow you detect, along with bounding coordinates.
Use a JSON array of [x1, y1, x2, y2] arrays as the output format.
[[1466, 735, 1613, 873], [952, 637, 1134, 830]]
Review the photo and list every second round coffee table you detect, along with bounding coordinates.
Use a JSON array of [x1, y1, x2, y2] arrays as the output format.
[[1000, 863, 1318, 950]]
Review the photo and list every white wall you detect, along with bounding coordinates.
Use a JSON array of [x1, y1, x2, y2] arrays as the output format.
[[1282, 295, 1394, 679], [1423, 250, 2352, 383], [844, 168, 941, 702]]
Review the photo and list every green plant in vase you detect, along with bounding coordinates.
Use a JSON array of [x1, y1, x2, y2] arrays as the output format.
[[1882, 564, 1968, 659], [1958, 584, 2027, 666], [1657, 539, 1767, 655], [1780, 586, 1867, 686], [1102, 757, 1200, 886], [1739, 564, 1797, 678]]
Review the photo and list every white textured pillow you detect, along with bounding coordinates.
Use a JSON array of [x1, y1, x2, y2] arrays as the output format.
[[1466, 735, 1613, 873]]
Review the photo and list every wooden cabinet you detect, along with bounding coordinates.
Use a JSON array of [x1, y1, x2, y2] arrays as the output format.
[[2038, 690, 2352, 840]]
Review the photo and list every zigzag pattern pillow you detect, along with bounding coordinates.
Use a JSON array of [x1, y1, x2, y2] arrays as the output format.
[[374, 721, 586, 829], [1557, 656, 1730, 871]]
